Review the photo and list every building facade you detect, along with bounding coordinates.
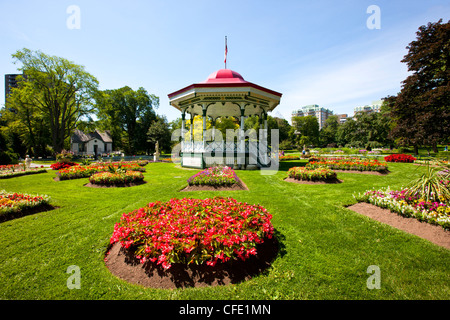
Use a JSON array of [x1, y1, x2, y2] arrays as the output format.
[[70, 129, 113, 156], [335, 113, 348, 124], [4, 74, 23, 103], [354, 100, 383, 115], [291, 104, 333, 130]]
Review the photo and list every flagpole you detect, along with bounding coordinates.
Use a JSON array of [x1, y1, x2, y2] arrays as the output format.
[[224, 36, 227, 69]]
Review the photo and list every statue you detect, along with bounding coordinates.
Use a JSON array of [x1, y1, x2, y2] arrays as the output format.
[[25, 155, 32, 170], [154, 141, 160, 161]]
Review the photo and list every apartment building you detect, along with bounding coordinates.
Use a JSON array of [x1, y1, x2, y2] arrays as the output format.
[[291, 104, 333, 130]]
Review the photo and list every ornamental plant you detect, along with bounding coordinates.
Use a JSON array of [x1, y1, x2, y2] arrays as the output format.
[[110, 197, 274, 270], [307, 158, 387, 172], [279, 155, 300, 161], [405, 164, 450, 203], [0, 164, 47, 179], [51, 162, 78, 170], [89, 170, 144, 185], [57, 161, 145, 180], [354, 186, 450, 229], [384, 154, 416, 163], [287, 166, 337, 181], [187, 166, 239, 187], [55, 149, 74, 163], [0, 164, 22, 171], [0, 190, 50, 215]]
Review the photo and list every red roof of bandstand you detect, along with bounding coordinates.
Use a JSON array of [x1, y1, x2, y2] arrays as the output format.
[[168, 69, 282, 99]]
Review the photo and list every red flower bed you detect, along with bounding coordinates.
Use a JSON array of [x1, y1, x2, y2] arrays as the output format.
[[110, 197, 274, 270], [384, 154, 416, 163], [50, 162, 78, 170]]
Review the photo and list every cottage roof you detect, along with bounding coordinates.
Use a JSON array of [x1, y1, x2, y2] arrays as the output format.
[[71, 129, 112, 143]]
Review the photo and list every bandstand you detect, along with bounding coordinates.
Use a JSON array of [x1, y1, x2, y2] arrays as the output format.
[[168, 68, 282, 169]]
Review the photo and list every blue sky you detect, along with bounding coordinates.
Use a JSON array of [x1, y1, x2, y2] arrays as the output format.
[[1, 0, 449, 123]]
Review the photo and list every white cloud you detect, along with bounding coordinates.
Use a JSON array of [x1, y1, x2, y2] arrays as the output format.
[[277, 46, 410, 121]]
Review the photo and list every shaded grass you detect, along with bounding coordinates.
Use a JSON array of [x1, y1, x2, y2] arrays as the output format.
[[0, 162, 448, 300]]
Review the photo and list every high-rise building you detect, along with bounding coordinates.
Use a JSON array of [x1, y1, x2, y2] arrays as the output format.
[[354, 100, 383, 115], [4, 74, 23, 103], [291, 104, 333, 130], [335, 113, 348, 124]]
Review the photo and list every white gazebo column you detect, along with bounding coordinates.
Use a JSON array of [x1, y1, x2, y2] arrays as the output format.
[[202, 104, 207, 144], [211, 118, 216, 142], [264, 112, 268, 131], [190, 112, 194, 147], [239, 106, 246, 168], [181, 110, 186, 142]]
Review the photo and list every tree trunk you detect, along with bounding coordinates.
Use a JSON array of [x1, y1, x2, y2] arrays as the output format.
[[432, 142, 438, 153]]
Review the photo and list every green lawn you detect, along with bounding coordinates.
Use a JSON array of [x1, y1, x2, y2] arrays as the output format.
[[0, 162, 448, 300]]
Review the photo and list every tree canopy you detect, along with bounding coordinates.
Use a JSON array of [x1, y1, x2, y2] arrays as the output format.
[[4, 48, 99, 154], [387, 19, 450, 152], [95, 86, 159, 154]]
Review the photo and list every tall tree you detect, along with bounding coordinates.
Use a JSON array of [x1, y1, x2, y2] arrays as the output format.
[[336, 118, 358, 147], [319, 115, 339, 147], [147, 115, 171, 154], [290, 115, 319, 147], [387, 20, 450, 153], [8, 48, 99, 153], [2, 85, 50, 157], [95, 86, 158, 154]]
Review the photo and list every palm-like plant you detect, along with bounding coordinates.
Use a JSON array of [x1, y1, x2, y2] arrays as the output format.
[[405, 161, 450, 203]]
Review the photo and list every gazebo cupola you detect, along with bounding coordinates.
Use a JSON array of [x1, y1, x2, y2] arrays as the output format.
[[168, 68, 282, 169]]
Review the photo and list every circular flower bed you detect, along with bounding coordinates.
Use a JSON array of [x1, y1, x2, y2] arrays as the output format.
[[187, 166, 238, 187], [89, 170, 144, 185], [109, 197, 274, 270]]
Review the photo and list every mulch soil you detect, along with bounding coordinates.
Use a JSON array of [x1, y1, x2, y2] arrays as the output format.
[[84, 181, 147, 188], [0, 204, 57, 223], [284, 177, 343, 185], [180, 178, 249, 192], [105, 236, 279, 289], [332, 169, 389, 175], [347, 202, 450, 250]]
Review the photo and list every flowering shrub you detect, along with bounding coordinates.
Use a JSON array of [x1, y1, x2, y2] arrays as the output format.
[[187, 166, 238, 187], [279, 155, 300, 161], [354, 187, 450, 229], [110, 197, 274, 270], [137, 160, 149, 166], [89, 170, 144, 185], [50, 162, 78, 170], [58, 162, 145, 180], [0, 164, 47, 179], [56, 149, 74, 163], [309, 156, 360, 162], [384, 154, 416, 163], [287, 166, 337, 181], [0, 190, 50, 215], [0, 164, 22, 171], [307, 158, 387, 172]]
